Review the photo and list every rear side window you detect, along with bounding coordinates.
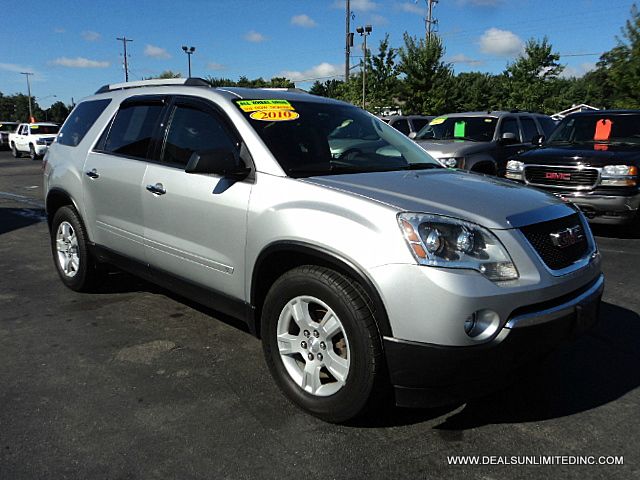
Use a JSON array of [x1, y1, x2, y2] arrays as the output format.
[[537, 116, 557, 137], [58, 99, 111, 147], [391, 119, 410, 135], [500, 117, 521, 141], [520, 117, 539, 143], [411, 118, 430, 132], [101, 103, 164, 159]]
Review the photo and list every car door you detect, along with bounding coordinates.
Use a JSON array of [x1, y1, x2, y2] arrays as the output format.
[[494, 116, 526, 175], [142, 97, 252, 300], [82, 96, 167, 261], [16, 125, 28, 150]]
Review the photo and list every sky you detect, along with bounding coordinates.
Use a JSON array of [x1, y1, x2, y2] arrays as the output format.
[[0, 0, 635, 109]]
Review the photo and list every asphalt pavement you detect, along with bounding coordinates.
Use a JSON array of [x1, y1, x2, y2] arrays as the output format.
[[0, 151, 638, 479]]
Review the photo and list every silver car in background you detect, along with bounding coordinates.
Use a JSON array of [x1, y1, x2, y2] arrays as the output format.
[[43, 79, 603, 422]]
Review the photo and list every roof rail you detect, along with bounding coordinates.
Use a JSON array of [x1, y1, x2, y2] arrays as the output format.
[[95, 77, 210, 94]]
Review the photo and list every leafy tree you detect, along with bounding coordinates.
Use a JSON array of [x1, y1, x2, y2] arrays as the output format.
[[504, 37, 563, 112], [45, 101, 71, 124], [397, 33, 453, 115], [309, 79, 344, 98], [450, 72, 505, 112], [146, 70, 182, 79], [364, 34, 401, 112]]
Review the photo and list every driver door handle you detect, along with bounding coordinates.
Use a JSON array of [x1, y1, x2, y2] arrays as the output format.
[[85, 169, 100, 179], [146, 183, 166, 195]]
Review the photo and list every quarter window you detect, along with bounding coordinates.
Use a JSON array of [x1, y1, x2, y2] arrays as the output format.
[[57, 99, 111, 147], [102, 103, 164, 159], [162, 105, 238, 167]]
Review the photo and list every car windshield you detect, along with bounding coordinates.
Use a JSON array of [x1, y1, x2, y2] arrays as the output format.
[[415, 116, 497, 142], [547, 113, 640, 146], [0, 123, 18, 132], [235, 99, 442, 177], [30, 125, 60, 135]]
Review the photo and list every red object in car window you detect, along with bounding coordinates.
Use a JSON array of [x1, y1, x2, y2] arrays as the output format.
[[594, 119, 612, 141]]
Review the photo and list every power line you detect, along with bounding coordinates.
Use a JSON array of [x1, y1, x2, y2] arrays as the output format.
[[116, 36, 133, 82]]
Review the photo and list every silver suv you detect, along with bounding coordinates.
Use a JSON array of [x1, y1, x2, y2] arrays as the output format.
[[44, 78, 603, 422]]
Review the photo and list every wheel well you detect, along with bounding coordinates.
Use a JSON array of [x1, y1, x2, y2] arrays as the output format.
[[471, 161, 497, 175], [250, 243, 392, 339], [46, 190, 75, 231]]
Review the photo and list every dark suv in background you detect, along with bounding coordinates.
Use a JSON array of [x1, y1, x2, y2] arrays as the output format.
[[381, 115, 434, 137], [413, 111, 556, 175], [506, 110, 640, 228]]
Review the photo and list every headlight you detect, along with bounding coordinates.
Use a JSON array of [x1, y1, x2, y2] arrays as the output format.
[[506, 160, 524, 172], [439, 157, 463, 169], [397, 213, 519, 281], [601, 164, 637, 187]]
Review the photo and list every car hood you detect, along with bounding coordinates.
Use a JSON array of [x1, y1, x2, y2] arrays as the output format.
[[415, 139, 491, 158], [304, 169, 571, 230], [519, 144, 640, 166]]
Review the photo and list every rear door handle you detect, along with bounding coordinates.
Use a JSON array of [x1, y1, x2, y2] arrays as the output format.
[[85, 169, 100, 179], [146, 183, 166, 195]]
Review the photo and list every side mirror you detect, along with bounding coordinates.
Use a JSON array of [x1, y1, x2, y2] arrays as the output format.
[[408, 132, 417, 140], [499, 132, 518, 145], [185, 149, 251, 180], [532, 134, 545, 146]]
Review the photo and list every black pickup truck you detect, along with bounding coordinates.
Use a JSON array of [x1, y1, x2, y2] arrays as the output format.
[[505, 110, 640, 228]]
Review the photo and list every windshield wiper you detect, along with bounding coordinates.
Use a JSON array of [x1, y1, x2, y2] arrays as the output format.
[[401, 163, 442, 170]]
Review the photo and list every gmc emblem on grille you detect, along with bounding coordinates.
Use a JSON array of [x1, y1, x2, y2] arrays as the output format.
[[550, 225, 584, 248], [545, 171, 572, 181]]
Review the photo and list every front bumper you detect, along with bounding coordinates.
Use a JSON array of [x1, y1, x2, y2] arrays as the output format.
[[384, 274, 604, 408], [552, 191, 640, 224]]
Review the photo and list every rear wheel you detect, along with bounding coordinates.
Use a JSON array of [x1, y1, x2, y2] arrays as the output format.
[[29, 144, 37, 160], [261, 265, 383, 422], [11, 143, 21, 158], [51, 206, 104, 291]]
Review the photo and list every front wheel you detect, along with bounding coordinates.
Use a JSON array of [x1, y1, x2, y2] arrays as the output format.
[[51, 206, 104, 291], [29, 144, 38, 160], [261, 266, 383, 422]]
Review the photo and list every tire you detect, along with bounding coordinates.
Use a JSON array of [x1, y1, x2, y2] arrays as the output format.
[[11, 143, 21, 158], [29, 144, 37, 161], [261, 265, 383, 423], [50, 206, 103, 292]]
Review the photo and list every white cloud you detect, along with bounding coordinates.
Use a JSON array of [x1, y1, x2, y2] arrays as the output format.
[[279, 62, 343, 82], [207, 62, 226, 71], [560, 62, 596, 79], [397, 2, 423, 15], [0, 62, 32, 73], [457, 0, 503, 5], [449, 54, 484, 66], [369, 14, 388, 25], [54, 27, 65, 34], [144, 44, 171, 59], [82, 30, 101, 42], [50, 57, 110, 68], [333, 0, 378, 11], [291, 14, 317, 28], [245, 30, 266, 43], [479, 28, 524, 56]]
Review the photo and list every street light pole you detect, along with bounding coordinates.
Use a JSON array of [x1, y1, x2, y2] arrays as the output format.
[[20, 72, 34, 121], [182, 46, 196, 77], [356, 25, 372, 110]]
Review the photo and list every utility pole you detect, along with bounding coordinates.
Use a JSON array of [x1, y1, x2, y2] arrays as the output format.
[[345, 0, 352, 81], [20, 72, 34, 122], [116, 36, 133, 82], [425, 0, 438, 43]]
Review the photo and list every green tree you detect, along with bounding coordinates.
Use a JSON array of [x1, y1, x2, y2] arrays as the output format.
[[364, 34, 401, 112], [145, 70, 182, 79], [397, 34, 453, 115], [504, 37, 563, 112], [46, 101, 71, 124], [309, 79, 344, 98], [450, 72, 505, 112]]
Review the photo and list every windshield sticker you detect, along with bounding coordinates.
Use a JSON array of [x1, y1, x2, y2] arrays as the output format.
[[594, 118, 612, 141], [484, 118, 495, 122], [453, 121, 466, 138], [237, 99, 293, 112], [30, 125, 39, 129], [429, 117, 446, 125], [249, 110, 300, 122]]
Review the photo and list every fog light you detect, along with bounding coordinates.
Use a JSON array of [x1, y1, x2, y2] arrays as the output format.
[[464, 309, 501, 340]]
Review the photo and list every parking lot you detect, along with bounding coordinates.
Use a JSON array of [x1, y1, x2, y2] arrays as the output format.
[[0, 150, 638, 479]]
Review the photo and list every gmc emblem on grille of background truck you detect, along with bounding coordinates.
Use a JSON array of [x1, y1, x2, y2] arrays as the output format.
[[550, 225, 584, 248], [545, 171, 572, 181]]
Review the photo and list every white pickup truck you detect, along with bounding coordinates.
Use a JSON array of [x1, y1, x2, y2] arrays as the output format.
[[9, 122, 60, 160]]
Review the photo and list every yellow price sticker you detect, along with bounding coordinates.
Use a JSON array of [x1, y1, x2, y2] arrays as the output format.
[[249, 110, 300, 122], [30, 125, 39, 129], [429, 117, 447, 125], [237, 99, 293, 112]]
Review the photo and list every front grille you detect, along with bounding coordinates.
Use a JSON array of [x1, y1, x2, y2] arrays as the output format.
[[524, 165, 598, 189], [519, 213, 589, 270]]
